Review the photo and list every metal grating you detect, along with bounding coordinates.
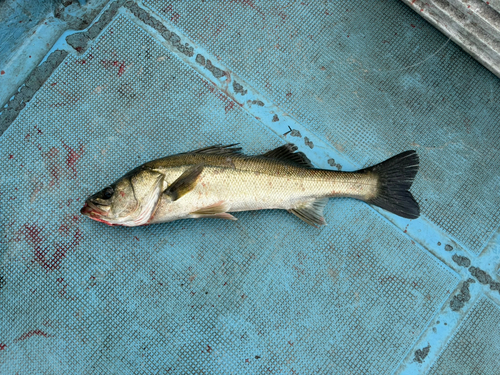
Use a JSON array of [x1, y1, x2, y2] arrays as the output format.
[[144, 0, 500, 255], [0, 13, 459, 374]]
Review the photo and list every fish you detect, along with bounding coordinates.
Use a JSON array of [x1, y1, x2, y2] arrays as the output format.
[[80, 143, 419, 227]]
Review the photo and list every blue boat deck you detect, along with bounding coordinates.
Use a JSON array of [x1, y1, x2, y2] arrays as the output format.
[[1, 1, 499, 374]]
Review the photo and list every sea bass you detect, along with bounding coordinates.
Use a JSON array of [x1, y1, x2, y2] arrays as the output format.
[[80, 144, 419, 227]]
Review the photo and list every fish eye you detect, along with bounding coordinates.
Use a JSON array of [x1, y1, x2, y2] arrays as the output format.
[[103, 186, 114, 199]]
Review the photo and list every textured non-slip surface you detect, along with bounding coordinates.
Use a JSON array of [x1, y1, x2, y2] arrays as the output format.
[[1, 1, 500, 374], [428, 297, 500, 375], [145, 0, 500, 255], [0, 13, 459, 374]]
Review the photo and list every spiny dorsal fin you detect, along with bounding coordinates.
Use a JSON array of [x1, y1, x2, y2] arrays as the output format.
[[288, 198, 329, 227], [164, 165, 203, 201], [261, 143, 313, 168], [191, 144, 242, 155], [190, 201, 237, 221]]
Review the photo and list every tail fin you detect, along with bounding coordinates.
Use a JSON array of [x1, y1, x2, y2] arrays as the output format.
[[362, 150, 420, 219]]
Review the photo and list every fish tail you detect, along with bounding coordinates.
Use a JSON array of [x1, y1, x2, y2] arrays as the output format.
[[362, 150, 420, 219]]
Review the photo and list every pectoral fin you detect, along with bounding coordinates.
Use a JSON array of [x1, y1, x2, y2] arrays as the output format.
[[190, 201, 237, 221], [164, 165, 204, 201], [288, 198, 329, 227]]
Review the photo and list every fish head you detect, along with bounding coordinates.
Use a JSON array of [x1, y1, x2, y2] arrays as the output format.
[[81, 167, 164, 226], [80, 176, 137, 226]]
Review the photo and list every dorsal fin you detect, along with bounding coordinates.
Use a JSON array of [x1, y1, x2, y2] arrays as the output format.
[[190, 144, 242, 155], [261, 144, 313, 168]]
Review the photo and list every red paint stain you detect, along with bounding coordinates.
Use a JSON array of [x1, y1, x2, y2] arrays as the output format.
[[411, 24, 416, 28], [411, 0, 417, 3], [16, 330, 50, 341], [75, 47, 84, 53], [134, 236, 139, 241], [245, 359, 249, 363], [207, 345, 212, 352], [288, 341, 294, 345], [8, 154, 13, 159], [286, 92, 292, 98], [51, 82, 57, 86], [0, 343, 6, 350]]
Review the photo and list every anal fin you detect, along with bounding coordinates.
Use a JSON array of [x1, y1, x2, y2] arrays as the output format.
[[190, 201, 237, 221], [288, 198, 329, 227]]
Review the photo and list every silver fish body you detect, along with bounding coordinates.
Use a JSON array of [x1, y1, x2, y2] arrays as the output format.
[[81, 144, 419, 227]]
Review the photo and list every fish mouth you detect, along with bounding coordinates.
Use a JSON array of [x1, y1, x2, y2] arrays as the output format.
[[81, 201, 108, 217], [80, 202, 117, 226]]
